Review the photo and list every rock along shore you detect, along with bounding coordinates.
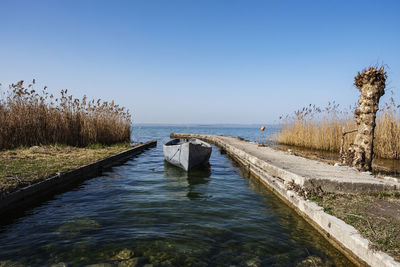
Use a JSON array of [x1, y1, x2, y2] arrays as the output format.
[[171, 133, 400, 267]]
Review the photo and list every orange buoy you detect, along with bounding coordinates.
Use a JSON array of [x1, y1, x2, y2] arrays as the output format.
[[261, 126, 265, 131]]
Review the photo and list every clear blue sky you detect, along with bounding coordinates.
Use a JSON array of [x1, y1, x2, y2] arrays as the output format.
[[1, 0, 399, 124]]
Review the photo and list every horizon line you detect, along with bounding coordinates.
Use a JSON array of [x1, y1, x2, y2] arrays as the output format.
[[133, 122, 278, 126]]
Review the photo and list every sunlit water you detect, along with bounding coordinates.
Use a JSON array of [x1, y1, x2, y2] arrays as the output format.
[[0, 126, 354, 266]]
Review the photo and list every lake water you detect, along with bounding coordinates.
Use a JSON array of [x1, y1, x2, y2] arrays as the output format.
[[0, 125, 354, 266]]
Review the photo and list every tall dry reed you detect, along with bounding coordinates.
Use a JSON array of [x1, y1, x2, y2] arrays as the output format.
[[374, 97, 400, 159], [0, 80, 131, 150], [277, 97, 400, 160]]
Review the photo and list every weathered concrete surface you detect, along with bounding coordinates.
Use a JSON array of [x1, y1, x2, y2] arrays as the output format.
[[172, 134, 399, 194], [171, 133, 400, 267], [0, 140, 157, 215]]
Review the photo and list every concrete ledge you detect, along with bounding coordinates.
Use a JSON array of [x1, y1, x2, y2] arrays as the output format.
[[171, 133, 400, 267], [171, 133, 400, 194], [0, 140, 157, 215]]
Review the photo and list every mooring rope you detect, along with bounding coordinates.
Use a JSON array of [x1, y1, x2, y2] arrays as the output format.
[[168, 146, 181, 161]]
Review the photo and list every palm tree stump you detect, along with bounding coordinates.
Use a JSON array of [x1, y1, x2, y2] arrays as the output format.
[[342, 67, 387, 171]]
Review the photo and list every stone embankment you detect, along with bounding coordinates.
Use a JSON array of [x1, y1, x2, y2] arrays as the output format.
[[0, 140, 157, 215], [171, 133, 400, 267]]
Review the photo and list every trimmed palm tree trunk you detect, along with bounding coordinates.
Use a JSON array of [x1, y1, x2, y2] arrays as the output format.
[[342, 67, 387, 171]]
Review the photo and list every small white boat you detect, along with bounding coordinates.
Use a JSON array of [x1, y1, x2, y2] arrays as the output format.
[[163, 138, 212, 171]]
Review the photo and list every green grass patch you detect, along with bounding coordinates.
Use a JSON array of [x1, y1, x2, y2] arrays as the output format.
[[0, 143, 131, 196], [312, 192, 400, 261]]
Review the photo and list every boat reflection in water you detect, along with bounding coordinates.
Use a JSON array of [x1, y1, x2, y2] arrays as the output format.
[[163, 161, 211, 200]]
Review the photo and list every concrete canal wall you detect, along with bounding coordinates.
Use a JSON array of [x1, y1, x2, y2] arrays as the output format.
[[0, 140, 157, 215], [171, 133, 400, 267]]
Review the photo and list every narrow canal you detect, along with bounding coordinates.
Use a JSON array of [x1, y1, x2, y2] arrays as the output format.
[[0, 126, 354, 266]]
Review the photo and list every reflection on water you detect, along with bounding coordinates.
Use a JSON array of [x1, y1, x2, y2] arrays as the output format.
[[163, 161, 211, 200], [276, 144, 339, 161], [373, 157, 400, 176], [0, 126, 355, 266]]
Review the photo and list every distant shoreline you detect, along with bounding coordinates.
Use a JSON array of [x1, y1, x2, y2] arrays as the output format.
[[133, 123, 279, 128]]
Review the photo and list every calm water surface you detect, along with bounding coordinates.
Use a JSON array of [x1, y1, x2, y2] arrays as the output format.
[[0, 126, 354, 266]]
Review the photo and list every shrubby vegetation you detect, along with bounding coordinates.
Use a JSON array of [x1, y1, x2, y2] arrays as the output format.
[[0, 80, 131, 150], [278, 94, 400, 159]]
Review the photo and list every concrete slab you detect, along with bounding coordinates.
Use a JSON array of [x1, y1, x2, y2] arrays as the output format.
[[171, 133, 400, 194]]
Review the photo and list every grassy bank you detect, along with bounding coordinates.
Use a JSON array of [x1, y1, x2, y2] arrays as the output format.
[[0, 80, 131, 150], [0, 143, 131, 197], [311, 192, 400, 261], [277, 97, 400, 159]]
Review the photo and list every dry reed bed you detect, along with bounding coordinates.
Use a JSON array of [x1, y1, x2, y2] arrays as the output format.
[[0, 80, 131, 150], [278, 99, 400, 160]]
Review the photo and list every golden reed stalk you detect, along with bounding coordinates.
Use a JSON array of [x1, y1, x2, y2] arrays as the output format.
[[0, 80, 131, 150], [277, 99, 400, 160]]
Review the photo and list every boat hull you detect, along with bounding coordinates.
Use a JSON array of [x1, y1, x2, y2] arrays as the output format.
[[163, 139, 212, 171]]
